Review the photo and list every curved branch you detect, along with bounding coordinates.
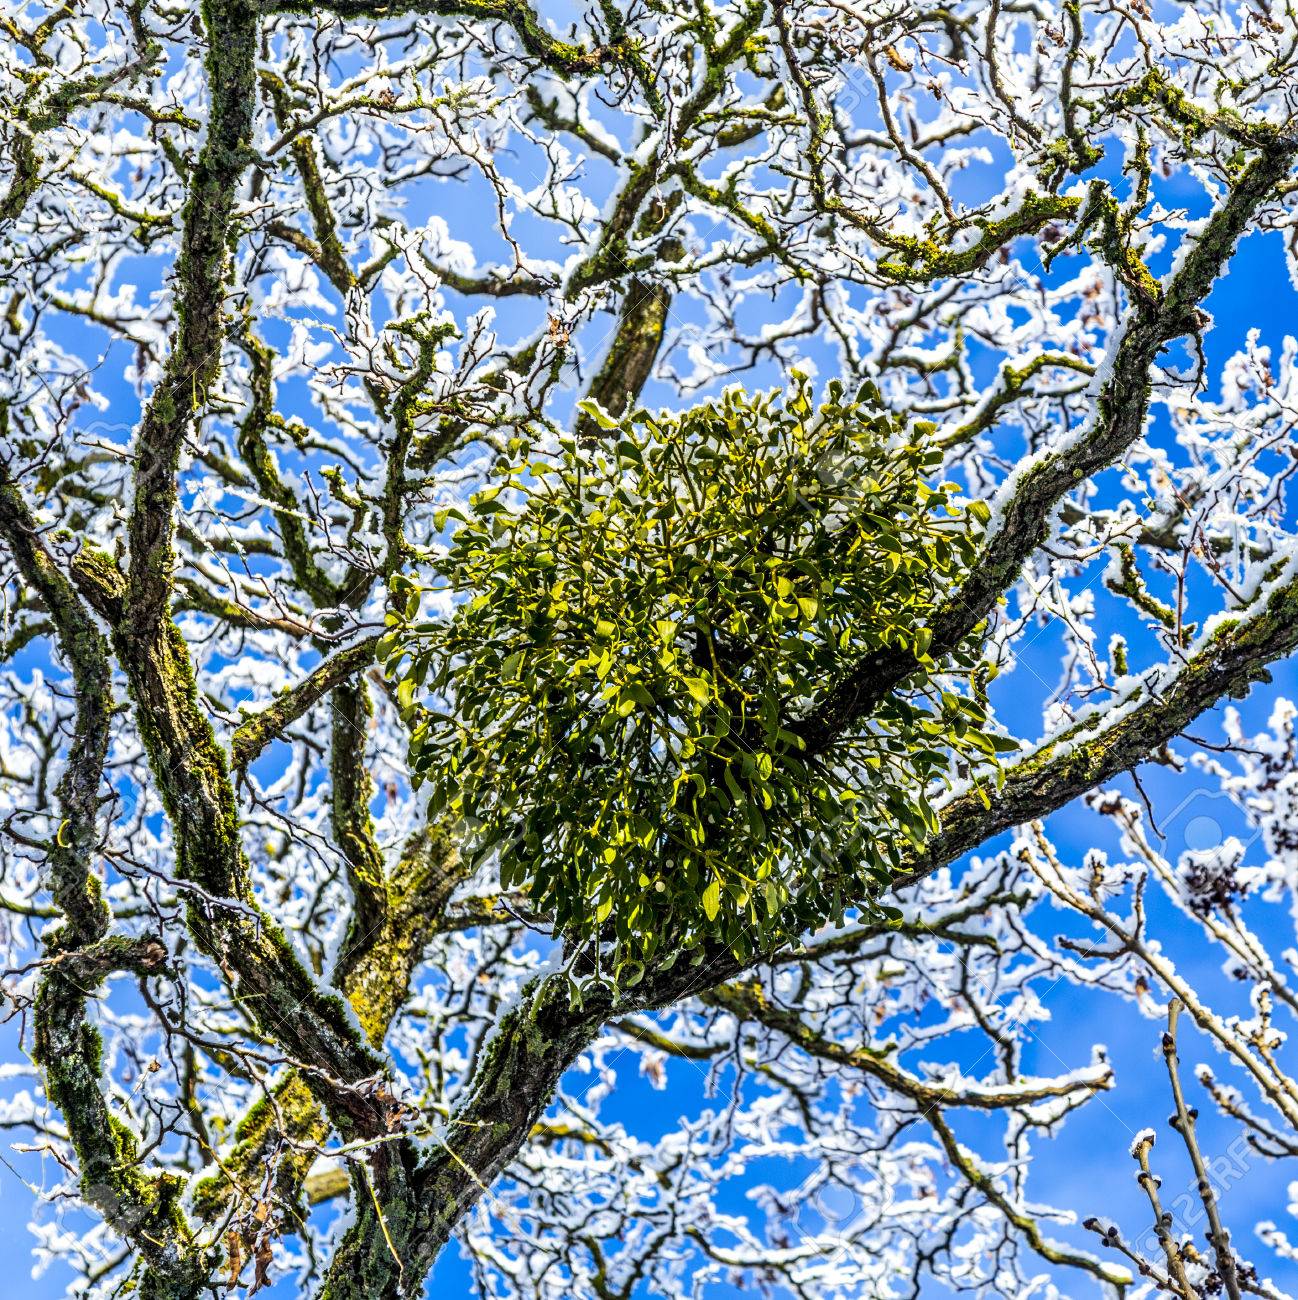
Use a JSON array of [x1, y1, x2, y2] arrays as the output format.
[[907, 557, 1298, 884], [231, 635, 381, 776], [798, 137, 1298, 755]]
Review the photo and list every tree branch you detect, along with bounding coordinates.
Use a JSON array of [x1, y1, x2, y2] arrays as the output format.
[[797, 137, 1298, 755], [906, 557, 1298, 884], [231, 635, 381, 776]]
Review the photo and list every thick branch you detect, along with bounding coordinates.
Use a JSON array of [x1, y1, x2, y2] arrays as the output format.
[[125, 0, 260, 633], [906, 559, 1298, 883], [79, 13, 427, 1286], [0, 475, 211, 1297], [373, 557, 1298, 1296], [0, 475, 111, 940], [271, 0, 646, 80], [576, 276, 671, 440], [797, 139, 1298, 755]]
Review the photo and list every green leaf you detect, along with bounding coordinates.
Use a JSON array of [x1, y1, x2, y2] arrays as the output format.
[[701, 879, 721, 921], [684, 676, 711, 705], [396, 679, 417, 713], [577, 398, 619, 430]]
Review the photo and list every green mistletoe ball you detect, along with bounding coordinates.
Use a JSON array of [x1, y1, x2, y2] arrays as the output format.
[[383, 376, 1008, 978]]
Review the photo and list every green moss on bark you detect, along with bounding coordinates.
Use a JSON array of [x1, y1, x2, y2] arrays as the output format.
[[192, 1073, 329, 1228], [340, 819, 463, 1045], [875, 191, 1081, 284]]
